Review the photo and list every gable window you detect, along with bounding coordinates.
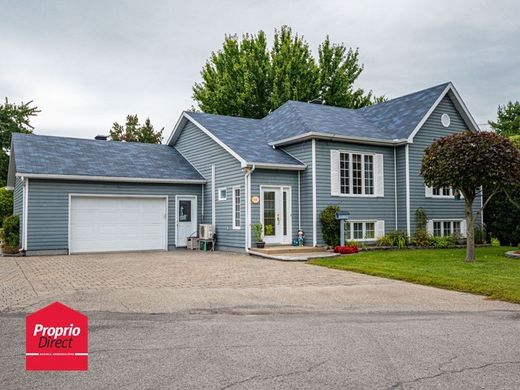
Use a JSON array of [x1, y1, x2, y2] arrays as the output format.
[[232, 187, 241, 229], [343, 220, 382, 241], [337, 152, 377, 196], [430, 220, 465, 237], [218, 188, 227, 201]]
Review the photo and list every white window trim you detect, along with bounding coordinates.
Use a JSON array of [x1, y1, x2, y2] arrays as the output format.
[[432, 186, 455, 199], [343, 220, 378, 242], [430, 219, 465, 237], [338, 150, 377, 197], [232, 186, 241, 230], [218, 187, 227, 201]]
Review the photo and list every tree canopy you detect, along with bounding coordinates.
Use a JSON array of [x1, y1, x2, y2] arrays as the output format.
[[0, 98, 39, 187], [109, 115, 163, 144], [489, 101, 520, 136], [193, 26, 383, 119], [421, 131, 520, 261]]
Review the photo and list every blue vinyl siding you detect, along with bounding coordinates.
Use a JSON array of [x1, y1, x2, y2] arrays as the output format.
[[26, 179, 202, 252], [250, 168, 300, 244], [315, 140, 396, 244], [409, 95, 481, 232], [175, 122, 245, 249], [13, 176, 24, 246], [395, 146, 407, 231], [282, 142, 314, 244]]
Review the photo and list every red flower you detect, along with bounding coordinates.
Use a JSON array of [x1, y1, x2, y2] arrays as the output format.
[[334, 245, 359, 254]]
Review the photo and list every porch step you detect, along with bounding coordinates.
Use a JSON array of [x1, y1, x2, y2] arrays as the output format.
[[251, 246, 326, 255]]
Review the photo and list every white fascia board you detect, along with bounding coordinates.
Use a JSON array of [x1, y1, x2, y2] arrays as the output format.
[[246, 162, 307, 170], [407, 83, 480, 143], [269, 132, 408, 147], [16, 173, 207, 185], [169, 112, 248, 166], [166, 112, 189, 145], [6, 146, 16, 188]]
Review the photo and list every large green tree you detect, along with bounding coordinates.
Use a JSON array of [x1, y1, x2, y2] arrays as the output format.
[[422, 131, 520, 262], [109, 115, 163, 144], [0, 98, 39, 187], [193, 26, 382, 118], [485, 103, 520, 245], [489, 101, 520, 136]]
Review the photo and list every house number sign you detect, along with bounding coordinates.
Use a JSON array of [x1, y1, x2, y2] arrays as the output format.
[[251, 195, 260, 204]]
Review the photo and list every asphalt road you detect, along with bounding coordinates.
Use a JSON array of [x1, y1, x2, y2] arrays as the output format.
[[2, 308, 520, 389]]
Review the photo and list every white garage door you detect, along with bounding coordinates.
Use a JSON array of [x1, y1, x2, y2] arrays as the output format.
[[70, 196, 167, 254]]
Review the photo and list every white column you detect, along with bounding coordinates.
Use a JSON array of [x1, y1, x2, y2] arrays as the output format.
[[405, 144, 411, 237]]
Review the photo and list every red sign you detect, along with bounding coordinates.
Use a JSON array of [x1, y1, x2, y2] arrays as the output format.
[[26, 302, 88, 371]]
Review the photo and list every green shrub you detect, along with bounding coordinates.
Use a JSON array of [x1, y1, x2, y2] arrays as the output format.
[[415, 208, 428, 231], [411, 228, 431, 247], [0, 188, 13, 228], [491, 237, 500, 247], [1, 214, 19, 253], [474, 224, 487, 245], [378, 230, 409, 249], [252, 223, 263, 242], [431, 235, 456, 248], [320, 205, 340, 246]]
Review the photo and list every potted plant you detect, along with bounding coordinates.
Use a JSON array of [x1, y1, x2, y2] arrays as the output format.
[[252, 223, 265, 248]]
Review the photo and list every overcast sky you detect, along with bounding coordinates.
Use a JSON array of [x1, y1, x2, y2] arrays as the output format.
[[1, 0, 519, 139]]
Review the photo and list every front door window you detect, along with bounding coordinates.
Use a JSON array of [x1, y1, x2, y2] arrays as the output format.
[[263, 191, 276, 237], [261, 187, 291, 245]]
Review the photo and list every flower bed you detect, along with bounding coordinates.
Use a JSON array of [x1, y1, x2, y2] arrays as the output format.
[[334, 245, 359, 255]]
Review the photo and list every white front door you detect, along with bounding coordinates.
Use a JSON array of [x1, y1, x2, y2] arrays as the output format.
[[261, 186, 291, 245], [176, 195, 197, 247]]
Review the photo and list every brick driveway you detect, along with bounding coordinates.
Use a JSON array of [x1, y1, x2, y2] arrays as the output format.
[[1, 250, 519, 313]]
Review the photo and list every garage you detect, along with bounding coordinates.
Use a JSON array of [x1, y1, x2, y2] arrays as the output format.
[[69, 195, 168, 254]]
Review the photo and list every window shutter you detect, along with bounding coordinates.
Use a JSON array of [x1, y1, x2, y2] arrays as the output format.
[[375, 220, 385, 239], [425, 185, 433, 198], [374, 154, 384, 197], [426, 220, 434, 235], [460, 219, 467, 237], [330, 150, 340, 196]]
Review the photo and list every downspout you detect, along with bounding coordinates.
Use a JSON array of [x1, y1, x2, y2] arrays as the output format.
[[393, 147, 398, 230], [244, 164, 256, 252], [298, 170, 301, 230], [311, 139, 317, 246]]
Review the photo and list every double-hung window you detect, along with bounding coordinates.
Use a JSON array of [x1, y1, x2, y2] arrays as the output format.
[[232, 187, 241, 229], [339, 152, 374, 196]]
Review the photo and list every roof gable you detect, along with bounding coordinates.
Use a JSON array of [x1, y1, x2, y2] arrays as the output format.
[[169, 112, 306, 169], [167, 82, 478, 160]]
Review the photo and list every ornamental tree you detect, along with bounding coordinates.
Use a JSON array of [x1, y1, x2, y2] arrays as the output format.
[[421, 131, 520, 262]]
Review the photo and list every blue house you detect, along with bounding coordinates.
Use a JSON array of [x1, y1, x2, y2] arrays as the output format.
[[7, 82, 482, 255]]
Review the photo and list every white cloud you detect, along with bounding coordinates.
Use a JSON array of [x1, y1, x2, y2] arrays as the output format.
[[1, 0, 519, 139]]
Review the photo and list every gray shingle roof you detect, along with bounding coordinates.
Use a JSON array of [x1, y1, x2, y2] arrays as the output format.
[[265, 82, 451, 143], [186, 112, 305, 166], [11, 133, 205, 182], [177, 83, 455, 164]]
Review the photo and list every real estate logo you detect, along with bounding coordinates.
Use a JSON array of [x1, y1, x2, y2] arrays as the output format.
[[26, 302, 88, 371]]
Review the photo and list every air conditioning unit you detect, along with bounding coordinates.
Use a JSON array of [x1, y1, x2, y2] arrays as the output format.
[[199, 224, 215, 240]]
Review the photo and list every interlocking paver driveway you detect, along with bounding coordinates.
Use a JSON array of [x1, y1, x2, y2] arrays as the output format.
[[2, 250, 519, 313]]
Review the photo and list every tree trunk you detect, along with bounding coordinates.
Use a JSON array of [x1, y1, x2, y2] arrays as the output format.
[[465, 198, 475, 262]]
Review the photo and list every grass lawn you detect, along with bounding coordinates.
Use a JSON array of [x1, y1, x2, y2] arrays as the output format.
[[309, 246, 520, 304]]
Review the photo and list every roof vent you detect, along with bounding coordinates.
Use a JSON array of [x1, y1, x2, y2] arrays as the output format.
[[308, 98, 323, 105], [95, 135, 108, 141]]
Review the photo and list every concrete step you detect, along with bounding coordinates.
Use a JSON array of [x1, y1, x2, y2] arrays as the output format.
[[251, 246, 326, 255]]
